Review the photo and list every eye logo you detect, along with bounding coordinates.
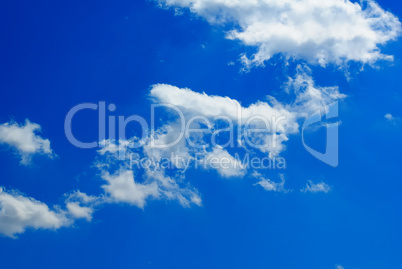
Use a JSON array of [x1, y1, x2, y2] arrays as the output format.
[[302, 102, 339, 167]]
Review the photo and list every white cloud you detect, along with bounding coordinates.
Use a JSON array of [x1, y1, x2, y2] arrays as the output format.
[[0, 187, 101, 238], [93, 68, 345, 210], [0, 163, 199, 238], [158, 0, 401, 68], [204, 146, 246, 178], [65, 190, 100, 205], [286, 65, 347, 117], [66, 202, 93, 222], [97, 150, 202, 208], [97, 136, 203, 209], [150, 83, 296, 158], [143, 121, 192, 169], [0, 187, 70, 238], [336, 265, 345, 269], [150, 66, 345, 156], [100, 122, 204, 207], [0, 120, 54, 164], [65, 191, 100, 221], [101, 170, 160, 209], [150, 83, 298, 133], [253, 172, 291, 193], [384, 113, 399, 123], [385, 113, 394, 121], [143, 168, 202, 207], [301, 180, 332, 193]]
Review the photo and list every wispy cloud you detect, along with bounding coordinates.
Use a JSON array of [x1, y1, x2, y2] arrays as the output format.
[[253, 172, 291, 193], [301, 180, 332, 193], [385, 113, 399, 123]]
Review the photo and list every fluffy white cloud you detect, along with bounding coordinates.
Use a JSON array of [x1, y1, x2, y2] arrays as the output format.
[[150, 83, 298, 134], [0, 120, 54, 164], [94, 68, 345, 209], [151, 83, 297, 155], [101, 170, 160, 209], [150, 65, 345, 157], [0, 187, 101, 238], [66, 202, 93, 221], [301, 180, 332, 193], [158, 0, 401, 68], [0, 162, 199, 238], [0, 188, 70, 238], [65, 191, 100, 221], [97, 142, 203, 208], [253, 172, 290, 193]]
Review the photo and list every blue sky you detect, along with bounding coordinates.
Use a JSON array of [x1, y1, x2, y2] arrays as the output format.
[[0, 0, 402, 268]]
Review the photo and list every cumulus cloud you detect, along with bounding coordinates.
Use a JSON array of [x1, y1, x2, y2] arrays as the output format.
[[101, 170, 160, 209], [66, 202, 93, 221], [158, 0, 401, 68], [0, 63, 347, 239], [96, 140, 202, 209], [0, 120, 54, 164], [0, 188, 70, 238], [0, 187, 101, 238], [150, 65, 345, 157], [301, 180, 332, 193], [91, 67, 345, 210], [0, 155, 201, 238], [65, 191, 100, 221], [150, 83, 298, 134], [98, 124, 203, 208]]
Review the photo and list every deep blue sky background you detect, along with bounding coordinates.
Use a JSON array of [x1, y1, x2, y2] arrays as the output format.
[[0, 0, 401, 268]]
